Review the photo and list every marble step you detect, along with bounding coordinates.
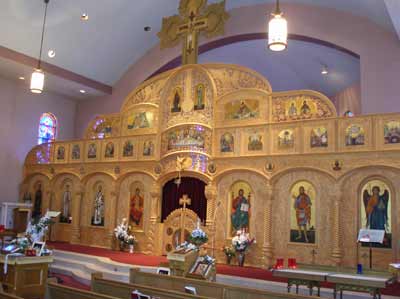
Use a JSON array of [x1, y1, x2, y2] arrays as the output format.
[[51, 256, 130, 282]]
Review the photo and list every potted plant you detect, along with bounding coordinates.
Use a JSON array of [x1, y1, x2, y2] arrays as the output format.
[[222, 246, 236, 265], [231, 230, 256, 267]]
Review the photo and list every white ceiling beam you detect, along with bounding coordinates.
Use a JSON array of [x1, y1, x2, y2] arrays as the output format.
[[384, 0, 400, 40]]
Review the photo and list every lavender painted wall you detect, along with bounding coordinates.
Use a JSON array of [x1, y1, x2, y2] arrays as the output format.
[[75, 3, 400, 137], [0, 77, 76, 202]]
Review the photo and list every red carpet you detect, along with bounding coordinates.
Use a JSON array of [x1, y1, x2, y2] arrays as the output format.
[[49, 242, 400, 296]]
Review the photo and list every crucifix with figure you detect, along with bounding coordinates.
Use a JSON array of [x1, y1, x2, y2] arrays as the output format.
[[158, 0, 229, 65], [179, 194, 192, 244]]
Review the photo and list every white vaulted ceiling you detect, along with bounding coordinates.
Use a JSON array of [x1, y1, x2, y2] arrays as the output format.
[[0, 0, 396, 98]]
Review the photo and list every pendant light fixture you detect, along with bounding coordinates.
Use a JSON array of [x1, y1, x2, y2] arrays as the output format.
[[31, 0, 50, 94], [268, 0, 288, 52]]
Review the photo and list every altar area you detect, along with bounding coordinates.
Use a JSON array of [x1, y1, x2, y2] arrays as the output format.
[[20, 0, 400, 275]]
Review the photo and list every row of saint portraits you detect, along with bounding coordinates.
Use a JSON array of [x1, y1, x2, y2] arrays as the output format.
[[92, 97, 331, 139], [230, 180, 392, 248], [221, 121, 400, 153], [28, 183, 145, 230], [56, 121, 382, 161], [27, 178, 391, 247], [56, 140, 155, 162]]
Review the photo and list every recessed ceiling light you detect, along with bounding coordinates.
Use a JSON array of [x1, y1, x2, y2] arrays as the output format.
[[81, 13, 89, 21], [144, 26, 152, 32], [48, 50, 56, 58], [19, 76, 25, 80], [79, 89, 86, 94]]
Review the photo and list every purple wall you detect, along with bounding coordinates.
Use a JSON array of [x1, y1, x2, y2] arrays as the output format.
[[0, 77, 76, 202], [75, 3, 400, 137]]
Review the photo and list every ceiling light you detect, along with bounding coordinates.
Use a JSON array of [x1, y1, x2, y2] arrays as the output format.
[[268, 0, 288, 52], [81, 13, 89, 21], [19, 76, 25, 80], [30, 0, 50, 94], [48, 49, 56, 58], [79, 89, 86, 94], [321, 65, 329, 75], [144, 26, 152, 32]]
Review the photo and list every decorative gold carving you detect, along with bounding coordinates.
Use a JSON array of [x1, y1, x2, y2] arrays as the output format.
[[158, 0, 229, 65], [122, 76, 167, 111], [208, 66, 271, 97]]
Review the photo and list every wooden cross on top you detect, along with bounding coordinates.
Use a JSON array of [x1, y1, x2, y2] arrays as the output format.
[[158, 0, 229, 65]]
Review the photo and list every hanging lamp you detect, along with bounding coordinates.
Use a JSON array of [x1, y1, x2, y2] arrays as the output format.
[[31, 0, 50, 94], [268, 0, 288, 51]]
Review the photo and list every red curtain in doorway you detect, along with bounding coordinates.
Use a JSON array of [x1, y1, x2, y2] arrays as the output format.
[[161, 177, 207, 223]]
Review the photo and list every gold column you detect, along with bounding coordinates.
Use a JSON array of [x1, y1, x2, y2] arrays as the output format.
[[107, 186, 118, 248], [205, 183, 217, 228], [148, 182, 161, 254], [331, 186, 343, 266], [263, 183, 275, 268], [71, 185, 84, 244]]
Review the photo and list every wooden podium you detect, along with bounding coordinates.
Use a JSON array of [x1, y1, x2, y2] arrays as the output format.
[[167, 249, 198, 277], [13, 208, 30, 234], [0, 255, 53, 299]]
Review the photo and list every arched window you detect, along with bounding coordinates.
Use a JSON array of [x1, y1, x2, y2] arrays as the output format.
[[38, 113, 57, 144]]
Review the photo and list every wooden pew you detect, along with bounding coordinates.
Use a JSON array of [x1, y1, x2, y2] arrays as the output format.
[[0, 292, 24, 299], [130, 268, 320, 299], [45, 282, 120, 299], [91, 272, 214, 299]]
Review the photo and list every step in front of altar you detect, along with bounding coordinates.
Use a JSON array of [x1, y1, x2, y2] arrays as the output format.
[[50, 250, 156, 285]]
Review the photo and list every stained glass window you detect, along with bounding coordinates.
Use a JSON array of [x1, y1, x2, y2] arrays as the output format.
[[38, 113, 57, 145]]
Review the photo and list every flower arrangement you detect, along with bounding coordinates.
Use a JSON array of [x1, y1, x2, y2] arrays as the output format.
[[8, 214, 54, 254], [231, 229, 255, 253], [125, 235, 137, 245], [114, 218, 136, 249], [26, 215, 53, 243], [10, 237, 30, 252], [188, 221, 208, 247], [222, 246, 236, 258]]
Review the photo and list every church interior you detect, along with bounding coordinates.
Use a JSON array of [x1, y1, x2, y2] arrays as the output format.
[[0, 0, 400, 299]]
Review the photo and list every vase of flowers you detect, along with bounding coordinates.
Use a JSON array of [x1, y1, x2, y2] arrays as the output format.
[[114, 218, 137, 252], [188, 220, 208, 248], [114, 218, 128, 251], [26, 215, 53, 243], [125, 235, 137, 254], [222, 246, 236, 265], [231, 229, 256, 267]]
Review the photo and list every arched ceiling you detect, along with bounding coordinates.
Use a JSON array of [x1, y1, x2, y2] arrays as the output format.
[[0, 0, 396, 98], [199, 39, 360, 97]]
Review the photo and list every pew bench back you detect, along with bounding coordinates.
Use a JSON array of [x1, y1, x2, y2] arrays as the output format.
[[92, 272, 214, 299], [45, 282, 119, 299], [129, 268, 320, 299]]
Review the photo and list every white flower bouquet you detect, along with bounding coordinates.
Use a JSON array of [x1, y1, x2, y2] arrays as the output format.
[[26, 215, 53, 243], [114, 218, 137, 246], [232, 230, 255, 252], [114, 218, 129, 241]]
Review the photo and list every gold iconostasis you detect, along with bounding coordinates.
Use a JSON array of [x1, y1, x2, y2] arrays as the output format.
[[22, 64, 400, 269]]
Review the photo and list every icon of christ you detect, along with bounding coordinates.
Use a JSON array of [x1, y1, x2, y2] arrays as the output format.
[[130, 188, 144, 228]]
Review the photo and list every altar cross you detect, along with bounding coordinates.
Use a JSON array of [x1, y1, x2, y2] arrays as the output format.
[[179, 194, 192, 244], [158, 0, 229, 65]]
